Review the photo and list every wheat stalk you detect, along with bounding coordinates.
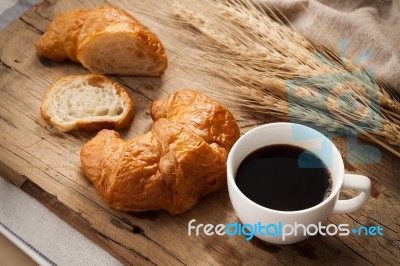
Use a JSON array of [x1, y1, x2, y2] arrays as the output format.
[[133, 0, 400, 156]]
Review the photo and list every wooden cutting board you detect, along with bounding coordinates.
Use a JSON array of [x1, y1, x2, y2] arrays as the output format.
[[0, 0, 399, 265]]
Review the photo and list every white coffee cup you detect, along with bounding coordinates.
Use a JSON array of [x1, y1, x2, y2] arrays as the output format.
[[227, 122, 371, 244]]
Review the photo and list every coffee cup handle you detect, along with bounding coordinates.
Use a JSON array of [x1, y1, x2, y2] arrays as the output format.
[[332, 174, 371, 214]]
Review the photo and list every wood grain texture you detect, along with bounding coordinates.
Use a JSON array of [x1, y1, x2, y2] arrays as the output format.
[[0, 0, 399, 265]]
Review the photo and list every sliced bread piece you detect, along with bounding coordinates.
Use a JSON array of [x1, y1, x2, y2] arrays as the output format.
[[41, 74, 134, 132], [35, 6, 168, 76]]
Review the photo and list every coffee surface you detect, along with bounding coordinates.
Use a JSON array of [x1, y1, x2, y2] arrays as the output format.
[[236, 144, 332, 211]]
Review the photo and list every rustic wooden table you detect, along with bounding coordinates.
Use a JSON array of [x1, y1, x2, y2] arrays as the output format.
[[0, 0, 399, 265]]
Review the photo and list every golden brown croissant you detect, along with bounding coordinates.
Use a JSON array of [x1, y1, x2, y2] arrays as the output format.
[[80, 90, 240, 214], [35, 6, 168, 76]]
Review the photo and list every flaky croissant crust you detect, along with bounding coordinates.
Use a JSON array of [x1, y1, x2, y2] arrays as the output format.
[[35, 5, 168, 76], [80, 90, 240, 214]]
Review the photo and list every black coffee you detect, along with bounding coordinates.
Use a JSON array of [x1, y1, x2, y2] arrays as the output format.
[[236, 144, 332, 211]]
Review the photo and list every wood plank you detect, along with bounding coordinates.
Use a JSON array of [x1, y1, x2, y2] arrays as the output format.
[[0, 0, 399, 265]]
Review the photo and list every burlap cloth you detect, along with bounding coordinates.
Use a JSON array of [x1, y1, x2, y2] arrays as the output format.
[[259, 0, 400, 94]]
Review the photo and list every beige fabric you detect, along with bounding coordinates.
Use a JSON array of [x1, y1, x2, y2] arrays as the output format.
[[258, 0, 400, 93]]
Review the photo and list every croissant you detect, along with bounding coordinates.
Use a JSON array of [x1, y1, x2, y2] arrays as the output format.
[[80, 90, 240, 214], [35, 6, 168, 76]]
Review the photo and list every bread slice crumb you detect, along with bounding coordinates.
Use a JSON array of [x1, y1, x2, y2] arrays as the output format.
[[41, 74, 134, 132]]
